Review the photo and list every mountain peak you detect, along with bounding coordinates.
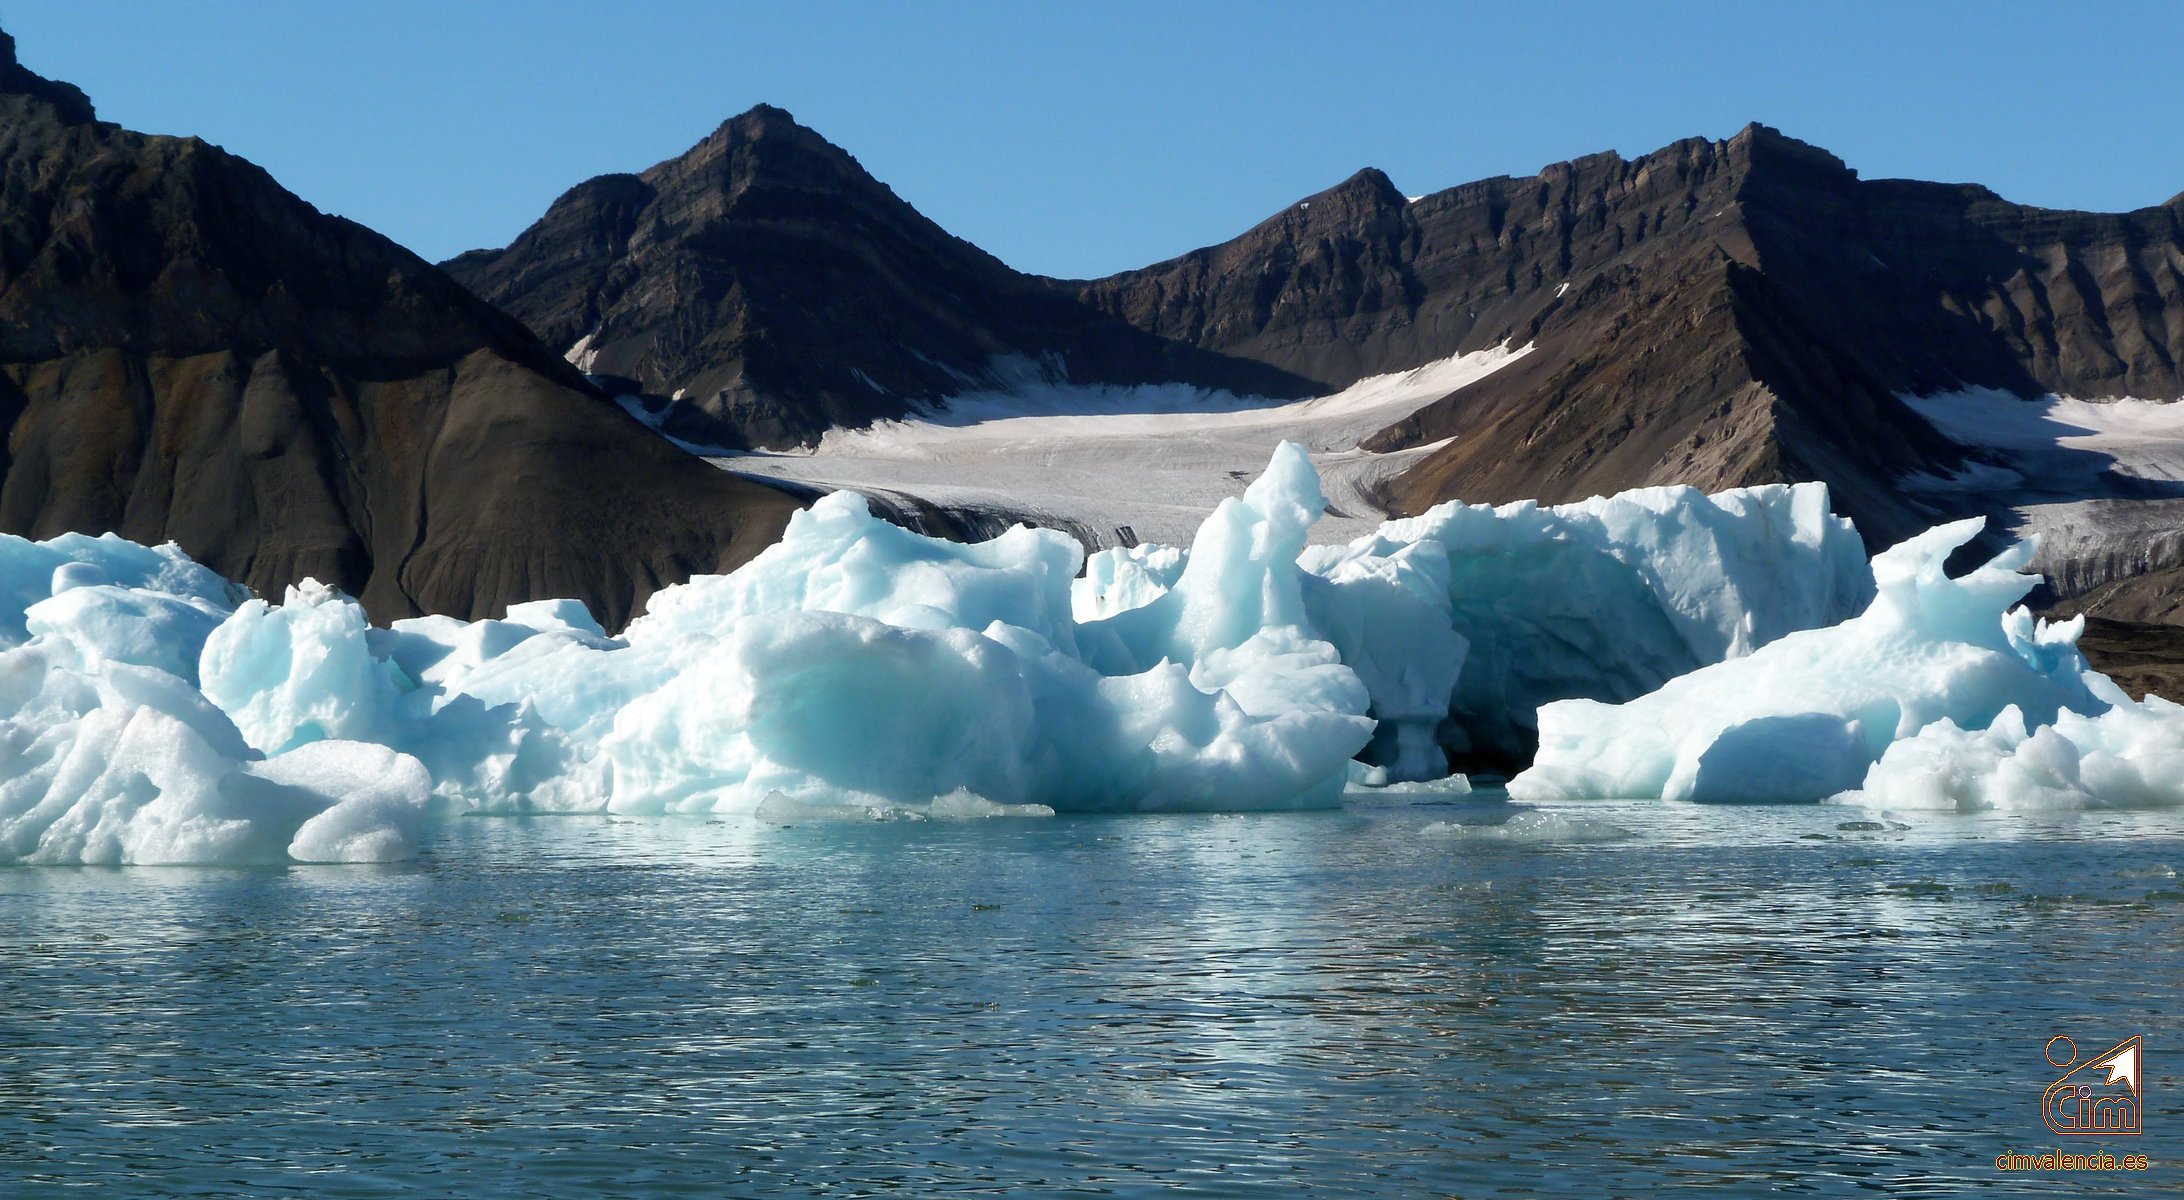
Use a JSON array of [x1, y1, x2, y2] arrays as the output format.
[[1275, 166, 1407, 222], [1332, 166, 1406, 204], [657, 102, 859, 186], [733, 102, 801, 130], [1724, 122, 1854, 177], [698, 103, 816, 149], [0, 27, 97, 124]]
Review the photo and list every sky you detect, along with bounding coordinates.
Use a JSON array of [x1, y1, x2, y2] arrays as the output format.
[[4, 1, 2180, 280]]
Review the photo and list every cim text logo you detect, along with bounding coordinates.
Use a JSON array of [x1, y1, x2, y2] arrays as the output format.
[[2042, 1035, 2142, 1137]]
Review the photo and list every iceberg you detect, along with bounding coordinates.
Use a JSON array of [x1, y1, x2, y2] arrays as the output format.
[[0, 579, 430, 865], [415, 450, 1870, 799], [0, 440, 1379, 862], [370, 442, 1375, 815], [16, 441, 2109, 859], [1073, 543, 1186, 622], [0, 532, 239, 650], [1508, 520, 2118, 804], [577, 441, 1372, 813], [204, 581, 590, 811], [1300, 539, 1470, 781], [1305, 481, 1873, 772], [1843, 697, 2184, 812], [1071, 478, 1872, 779]]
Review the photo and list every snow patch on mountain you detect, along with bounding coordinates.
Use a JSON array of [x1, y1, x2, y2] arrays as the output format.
[[1900, 388, 2184, 598], [713, 344, 1534, 549], [1902, 390, 2184, 487]]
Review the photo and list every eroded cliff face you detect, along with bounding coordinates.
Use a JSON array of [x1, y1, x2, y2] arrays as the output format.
[[444, 89, 2184, 604], [0, 31, 800, 627], [1080, 124, 2184, 544], [1076, 139, 1758, 391], [462, 111, 2184, 551], [445, 106, 1312, 449]]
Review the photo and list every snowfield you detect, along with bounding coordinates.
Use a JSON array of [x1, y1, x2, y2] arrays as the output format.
[[708, 345, 1535, 548], [1899, 389, 2184, 596], [1901, 390, 2184, 489]]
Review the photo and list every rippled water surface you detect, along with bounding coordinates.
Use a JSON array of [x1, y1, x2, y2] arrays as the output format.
[[4, 796, 2180, 1196]]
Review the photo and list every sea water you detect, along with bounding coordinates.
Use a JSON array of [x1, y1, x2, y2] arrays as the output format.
[[3, 795, 2178, 1196]]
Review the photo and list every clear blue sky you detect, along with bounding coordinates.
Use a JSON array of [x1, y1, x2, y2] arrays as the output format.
[[5, 1, 2179, 279]]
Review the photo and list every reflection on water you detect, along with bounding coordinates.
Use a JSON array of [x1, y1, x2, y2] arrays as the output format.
[[1, 796, 2178, 1196]]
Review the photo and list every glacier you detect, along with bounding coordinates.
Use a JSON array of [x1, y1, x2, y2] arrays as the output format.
[[18, 439, 2172, 867]]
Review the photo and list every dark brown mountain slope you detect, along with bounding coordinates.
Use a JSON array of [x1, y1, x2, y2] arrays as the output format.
[[1081, 125, 2184, 546], [463, 117, 2184, 556], [447, 105, 2184, 609], [444, 107, 1312, 449], [0, 31, 799, 627]]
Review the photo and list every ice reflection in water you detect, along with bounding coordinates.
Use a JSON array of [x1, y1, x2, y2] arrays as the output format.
[[1, 795, 2178, 1196]]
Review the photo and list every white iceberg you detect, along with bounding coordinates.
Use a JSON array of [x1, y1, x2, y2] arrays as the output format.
[[87, 441, 1375, 829], [23, 441, 2141, 854], [1843, 697, 2184, 812], [1509, 519, 2117, 803], [572, 441, 1372, 813], [0, 619, 430, 867], [0, 532, 238, 650], [1076, 478, 1872, 779], [1301, 537, 1470, 781], [1307, 480, 1873, 772], [1072, 543, 1186, 622]]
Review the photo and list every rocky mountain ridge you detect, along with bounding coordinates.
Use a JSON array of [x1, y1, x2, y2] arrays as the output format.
[[1086, 124, 2184, 546], [444, 106, 1312, 449], [0, 31, 799, 626], [462, 115, 2184, 559]]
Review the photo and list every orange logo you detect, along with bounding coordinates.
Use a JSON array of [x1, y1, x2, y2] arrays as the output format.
[[2043, 1035, 2142, 1137]]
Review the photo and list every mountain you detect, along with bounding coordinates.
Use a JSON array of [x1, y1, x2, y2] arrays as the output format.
[[444, 106, 1311, 449], [0, 30, 799, 627], [462, 117, 2184, 564], [1082, 125, 2184, 547]]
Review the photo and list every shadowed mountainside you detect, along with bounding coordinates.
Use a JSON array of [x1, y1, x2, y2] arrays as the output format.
[[0, 31, 800, 626], [1081, 125, 2184, 548], [444, 106, 1313, 449], [462, 117, 2184, 558]]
